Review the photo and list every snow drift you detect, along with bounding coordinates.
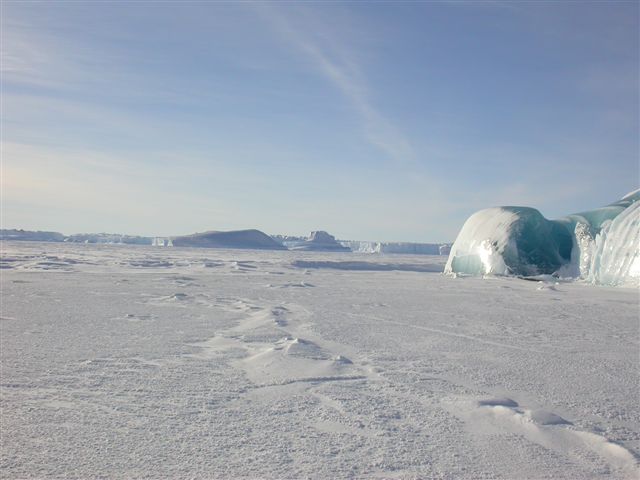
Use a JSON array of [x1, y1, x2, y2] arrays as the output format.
[[172, 229, 287, 250], [445, 190, 640, 286]]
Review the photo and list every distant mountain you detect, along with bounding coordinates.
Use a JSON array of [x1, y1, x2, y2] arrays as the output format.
[[172, 229, 287, 250], [0, 229, 65, 242]]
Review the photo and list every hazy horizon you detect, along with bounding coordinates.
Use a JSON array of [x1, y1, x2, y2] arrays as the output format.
[[2, 1, 638, 243], [0, 225, 454, 244]]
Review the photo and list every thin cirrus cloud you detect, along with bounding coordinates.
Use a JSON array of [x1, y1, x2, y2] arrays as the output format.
[[1, 17, 104, 89], [0, 2, 637, 241], [251, 3, 416, 165]]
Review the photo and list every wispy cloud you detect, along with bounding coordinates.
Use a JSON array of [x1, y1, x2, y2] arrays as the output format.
[[252, 3, 415, 164], [2, 2, 635, 241], [1, 18, 64, 87]]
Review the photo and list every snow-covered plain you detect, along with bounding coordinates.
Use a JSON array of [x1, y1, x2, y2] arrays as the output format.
[[1, 241, 639, 479]]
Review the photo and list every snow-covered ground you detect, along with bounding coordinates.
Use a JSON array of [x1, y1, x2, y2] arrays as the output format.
[[1, 241, 638, 479]]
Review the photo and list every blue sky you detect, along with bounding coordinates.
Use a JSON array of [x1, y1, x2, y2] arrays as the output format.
[[2, 1, 638, 242]]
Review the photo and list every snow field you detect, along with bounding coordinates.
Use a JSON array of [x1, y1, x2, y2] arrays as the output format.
[[1, 241, 638, 478]]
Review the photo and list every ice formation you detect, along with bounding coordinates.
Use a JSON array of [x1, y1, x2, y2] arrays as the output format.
[[0, 230, 157, 244], [583, 200, 640, 285], [287, 231, 350, 252], [172, 229, 287, 250], [445, 190, 639, 286], [0, 229, 65, 242], [342, 240, 448, 255]]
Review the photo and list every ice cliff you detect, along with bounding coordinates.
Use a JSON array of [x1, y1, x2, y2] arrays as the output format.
[[445, 190, 639, 286], [343, 241, 447, 255], [65, 233, 152, 244]]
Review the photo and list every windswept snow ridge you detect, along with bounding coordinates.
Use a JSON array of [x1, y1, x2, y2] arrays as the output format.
[[445, 190, 640, 286]]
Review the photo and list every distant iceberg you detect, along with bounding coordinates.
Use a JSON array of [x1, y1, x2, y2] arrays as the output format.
[[286, 231, 350, 252], [172, 229, 287, 250], [343, 240, 449, 255], [0, 229, 65, 242], [445, 190, 639, 286]]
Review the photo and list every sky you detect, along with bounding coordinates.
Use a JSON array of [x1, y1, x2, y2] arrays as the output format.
[[1, 1, 638, 242]]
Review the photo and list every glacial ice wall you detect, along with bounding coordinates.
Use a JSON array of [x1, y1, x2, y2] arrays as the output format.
[[445, 190, 639, 286]]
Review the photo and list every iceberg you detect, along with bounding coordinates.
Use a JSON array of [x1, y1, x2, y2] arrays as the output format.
[[172, 229, 287, 250], [445, 190, 639, 286], [287, 231, 351, 252], [583, 200, 639, 286], [65, 233, 152, 244], [342, 240, 448, 255], [444, 207, 573, 277], [0, 229, 65, 242]]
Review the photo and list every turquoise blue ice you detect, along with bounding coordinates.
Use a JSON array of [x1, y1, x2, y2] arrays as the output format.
[[445, 190, 640, 286]]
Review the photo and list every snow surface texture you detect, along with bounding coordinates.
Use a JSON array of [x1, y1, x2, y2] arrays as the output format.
[[445, 190, 640, 286], [1, 241, 639, 479], [286, 231, 350, 252]]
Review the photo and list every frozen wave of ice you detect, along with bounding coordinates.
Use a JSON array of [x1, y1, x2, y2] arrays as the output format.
[[445, 190, 640, 286], [584, 200, 640, 286]]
